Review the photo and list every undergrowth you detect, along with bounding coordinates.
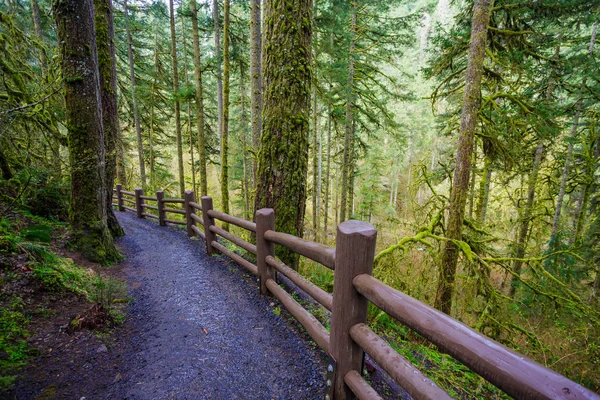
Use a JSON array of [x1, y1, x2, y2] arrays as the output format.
[[0, 211, 126, 390]]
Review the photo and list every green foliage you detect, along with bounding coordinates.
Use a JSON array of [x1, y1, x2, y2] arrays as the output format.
[[0, 298, 30, 390]]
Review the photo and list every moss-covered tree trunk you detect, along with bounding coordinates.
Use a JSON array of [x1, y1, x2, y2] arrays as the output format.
[[53, 0, 119, 262], [94, 0, 124, 238], [123, 0, 146, 188], [190, 0, 207, 196], [220, 0, 231, 229], [169, 0, 185, 197], [255, 0, 312, 269], [213, 0, 223, 142], [181, 14, 196, 194], [340, 3, 356, 224], [435, 0, 493, 315], [240, 62, 251, 220], [30, 0, 47, 74], [250, 0, 262, 188], [475, 153, 492, 224], [311, 86, 318, 240]]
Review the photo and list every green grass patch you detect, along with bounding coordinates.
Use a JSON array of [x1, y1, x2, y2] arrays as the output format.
[[0, 298, 30, 391]]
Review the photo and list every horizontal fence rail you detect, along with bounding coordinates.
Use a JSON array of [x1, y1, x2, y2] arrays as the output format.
[[114, 185, 599, 400]]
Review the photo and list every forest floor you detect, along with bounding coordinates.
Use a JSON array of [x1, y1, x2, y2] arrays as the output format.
[[8, 211, 328, 399]]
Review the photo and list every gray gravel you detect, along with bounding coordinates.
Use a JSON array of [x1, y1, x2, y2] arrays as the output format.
[[109, 211, 327, 399]]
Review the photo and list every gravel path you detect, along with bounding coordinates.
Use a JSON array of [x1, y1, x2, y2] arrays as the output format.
[[109, 211, 326, 399]]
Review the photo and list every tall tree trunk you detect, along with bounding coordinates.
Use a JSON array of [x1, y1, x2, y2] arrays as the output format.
[[340, 3, 356, 223], [190, 0, 207, 196], [149, 29, 159, 186], [181, 14, 196, 194], [509, 141, 544, 297], [94, 0, 124, 238], [467, 144, 477, 219], [435, 0, 494, 314], [551, 21, 598, 243], [30, 0, 47, 74], [323, 103, 331, 233], [240, 62, 251, 219], [250, 0, 262, 189], [220, 0, 230, 229], [475, 153, 492, 224], [53, 0, 119, 262], [169, 0, 185, 197], [255, 0, 312, 269], [312, 86, 318, 240], [123, 0, 146, 188], [213, 0, 223, 143]]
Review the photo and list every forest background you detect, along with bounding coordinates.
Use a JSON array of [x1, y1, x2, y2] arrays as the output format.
[[1, 0, 599, 396]]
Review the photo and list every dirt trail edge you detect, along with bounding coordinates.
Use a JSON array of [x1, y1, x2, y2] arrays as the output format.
[[109, 211, 326, 399]]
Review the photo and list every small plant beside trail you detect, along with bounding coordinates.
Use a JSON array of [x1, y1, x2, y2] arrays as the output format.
[[0, 209, 127, 391]]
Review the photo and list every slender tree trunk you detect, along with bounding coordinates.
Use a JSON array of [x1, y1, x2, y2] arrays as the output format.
[[435, 0, 494, 314], [509, 141, 544, 297], [213, 0, 223, 143], [123, 0, 146, 188], [0, 148, 13, 180], [312, 87, 319, 240], [54, 0, 118, 262], [255, 0, 312, 269], [240, 62, 251, 219], [149, 29, 159, 186], [30, 0, 47, 74], [181, 15, 196, 194], [94, 0, 124, 238], [317, 113, 322, 236], [220, 0, 231, 229], [190, 0, 207, 196], [467, 144, 477, 219], [551, 21, 598, 243], [169, 0, 185, 197], [340, 3, 356, 223], [250, 0, 262, 189], [323, 103, 331, 234], [476, 153, 492, 224]]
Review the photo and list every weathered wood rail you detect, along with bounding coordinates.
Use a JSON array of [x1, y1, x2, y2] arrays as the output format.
[[112, 185, 599, 400]]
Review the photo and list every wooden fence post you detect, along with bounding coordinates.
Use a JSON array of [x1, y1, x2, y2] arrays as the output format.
[[156, 190, 166, 226], [134, 188, 144, 218], [185, 190, 196, 237], [330, 220, 377, 400], [201, 196, 216, 255], [116, 184, 124, 211], [256, 208, 275, 295]]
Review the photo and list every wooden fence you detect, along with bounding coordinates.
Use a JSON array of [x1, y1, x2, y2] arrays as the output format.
[[112, 184, 598, 400]]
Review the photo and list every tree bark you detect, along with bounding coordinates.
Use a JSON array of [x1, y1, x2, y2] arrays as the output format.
[[550, 21, 598, 244], [213, 0, 223, 144], [312, 86, 318, 240], [53, 0, 118, 262], [255, 0, 312, 269], [30, 0, 47, 74], [435, 0, 494, 314], [169, 0, 185, 197], [181, 14, 196, 194], [250, 0, 262, 188], [123, 0, 146, 188], [220, 0, 230, 229], [323, 103, 331, 234], [340, 3, 356, 224], [240, 62, 251, 219], [475, 153, 492, 224], [190, 0, 207, 196], [94, 0, 124, 238]]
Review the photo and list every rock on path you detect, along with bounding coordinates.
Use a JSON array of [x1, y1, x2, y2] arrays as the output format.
[[109, 211, 326, 399]]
